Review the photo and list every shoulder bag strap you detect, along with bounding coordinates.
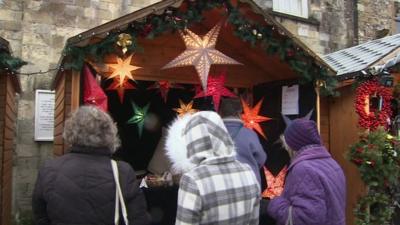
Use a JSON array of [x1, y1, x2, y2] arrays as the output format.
[[111, 160, 129, 225]]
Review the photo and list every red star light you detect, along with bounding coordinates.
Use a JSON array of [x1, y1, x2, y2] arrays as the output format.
[[147, 80, 183, 103], [106, 77, 136, 103], [241, 98, 271, 139], [194, 72, 237, 111]]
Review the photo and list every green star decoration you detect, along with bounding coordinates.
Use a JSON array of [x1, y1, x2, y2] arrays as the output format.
[[127, 101, 150, 137]]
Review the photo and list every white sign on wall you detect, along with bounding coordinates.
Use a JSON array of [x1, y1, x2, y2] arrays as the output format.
[[35, 90, 55, 141], [282, 85, 299, 115]]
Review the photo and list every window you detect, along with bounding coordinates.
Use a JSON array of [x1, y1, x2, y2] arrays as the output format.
[[272, 0, 309, 18]]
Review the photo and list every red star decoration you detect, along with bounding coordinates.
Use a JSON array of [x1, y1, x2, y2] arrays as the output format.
[[106, 77, 136, 103], [147, 81, 184, 103], [241, 98, 271, 139], [194, 72, 237, 111]]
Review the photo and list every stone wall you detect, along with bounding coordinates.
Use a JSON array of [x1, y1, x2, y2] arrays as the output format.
[[254, 0, 355, 55], [0, 0, 160, 219], [357, 0, 394, 43]]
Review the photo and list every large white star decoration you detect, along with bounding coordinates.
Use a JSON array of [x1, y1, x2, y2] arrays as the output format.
[[106, 54, 141, 86], [162, 23, 241, 91]]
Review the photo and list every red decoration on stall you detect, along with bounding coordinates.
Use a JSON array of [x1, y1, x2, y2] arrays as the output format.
[[355, 79, 392, 130], [83, 64, 108, 111], [241, 98, 271, 139], [194, 72, 237, 111], [147, 80, 183, 103], [262, 166, 287, 198], [106, 77, 136, 103]]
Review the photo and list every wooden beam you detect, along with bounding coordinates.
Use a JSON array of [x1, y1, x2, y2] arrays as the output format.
[[71, 70, 81, 112]]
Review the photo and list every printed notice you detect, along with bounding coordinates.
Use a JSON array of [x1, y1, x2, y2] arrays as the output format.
[[282, 85, 299, 115], [35, 90, 55, 141]]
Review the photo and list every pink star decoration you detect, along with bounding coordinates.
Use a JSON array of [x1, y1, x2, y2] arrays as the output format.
[[241, 98, 271, 139], [194, 72, 237, 111], [106, 77, 136, 104]]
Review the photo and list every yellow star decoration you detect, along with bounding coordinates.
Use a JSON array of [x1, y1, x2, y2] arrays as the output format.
[[106, 54, 141, 86], [173, 100, 198, 117], [162, 23, 241, 91]]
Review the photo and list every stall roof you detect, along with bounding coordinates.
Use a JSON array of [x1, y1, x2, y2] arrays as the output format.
[[52, 0, 334, 88], [0, 37, 21, 93], [322, 33, 400, 78]]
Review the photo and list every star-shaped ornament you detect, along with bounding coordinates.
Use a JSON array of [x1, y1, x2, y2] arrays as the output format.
[[127, 102, 150, 138], [194, 72, 237, 111], [173, 100, 198, 117], [241, 98, 271, 139], [162, 23, 241, 91], [106, 77, 136, 104], [147, 81, 184, 103], [106, 54, 141, 86]]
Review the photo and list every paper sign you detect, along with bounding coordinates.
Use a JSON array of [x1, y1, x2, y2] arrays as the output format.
[[35, 90, 55, 141], [282, 85, 299, 115]]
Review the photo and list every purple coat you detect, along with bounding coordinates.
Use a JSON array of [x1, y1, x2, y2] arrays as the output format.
[[267, 145, 346, 225]]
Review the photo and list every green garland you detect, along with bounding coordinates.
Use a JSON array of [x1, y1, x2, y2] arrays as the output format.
[[63, 0, 337, 95], [0, 52, 27, 74], [348, 128, 400, 225]]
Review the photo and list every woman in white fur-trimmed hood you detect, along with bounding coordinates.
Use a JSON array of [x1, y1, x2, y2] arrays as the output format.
[[165, 111, 261, 225]]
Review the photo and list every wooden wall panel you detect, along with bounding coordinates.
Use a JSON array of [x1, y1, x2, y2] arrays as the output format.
[[54, 73, 66, 156], [320, 97, 330, 149], [0, 75, 17, 225], [54, 70, 80, 156], [329, 86, 364, 225], [0, 75, 5, 225]]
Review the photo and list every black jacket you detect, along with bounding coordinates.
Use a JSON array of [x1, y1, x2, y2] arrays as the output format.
[[32, 146, 151, 225]]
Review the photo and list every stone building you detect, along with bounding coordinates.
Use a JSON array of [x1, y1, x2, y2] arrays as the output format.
[[0, 0, 161, 221], [254, 0, 396, 54], [0, 0, 397, 223]]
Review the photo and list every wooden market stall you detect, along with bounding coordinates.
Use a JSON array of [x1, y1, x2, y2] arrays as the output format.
[[0, 37, 22, 225], [51, 0, 347, 224], [322, 33, 400, 225]]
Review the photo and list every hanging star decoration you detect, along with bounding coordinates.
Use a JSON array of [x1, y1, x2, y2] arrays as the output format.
[[82, 64, 108, 112], [173, 99, 198, 117], [262, 166, 288, 198], [147, 80, 184, 103], [106, 77, 136, 104], [241, 98, 271, 139], [106, 54, 141, 86], [162, 22, 241, 91], [194, 72, 237, 111], [127, 102, 150, 138]]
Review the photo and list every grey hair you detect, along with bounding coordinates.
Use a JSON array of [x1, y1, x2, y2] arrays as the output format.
[[63, 106, 120, 152], [280, 134, 295, 159]]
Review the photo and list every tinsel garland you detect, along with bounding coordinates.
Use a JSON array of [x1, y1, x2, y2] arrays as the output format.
[[63, 0, 337, 95], [355, 79, 392, 130], [0, 52, 27, 73], [348, 129, 400, 225]]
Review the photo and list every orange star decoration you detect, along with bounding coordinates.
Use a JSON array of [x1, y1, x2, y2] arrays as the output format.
[[162, 23, 241, 91], [241, 98, 271, 139], [106, 54, 141, 86], [173, 100, 198, 117], [262, 166, 288, 198], [106, 77, 136, 104]]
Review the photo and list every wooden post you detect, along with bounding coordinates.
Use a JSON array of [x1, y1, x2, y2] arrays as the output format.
[[315, 80, 324, 133]]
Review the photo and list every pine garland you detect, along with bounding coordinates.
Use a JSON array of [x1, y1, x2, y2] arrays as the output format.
[[348, 129, 400, 225], [63, 0, 337, 95], [0, 52, 27, 74]]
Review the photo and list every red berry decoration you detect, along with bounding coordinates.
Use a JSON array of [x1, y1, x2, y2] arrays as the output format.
[[355, 79, 392, 130]]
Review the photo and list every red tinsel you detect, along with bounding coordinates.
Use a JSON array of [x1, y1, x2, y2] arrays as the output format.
[[355, 80, 392, 130]]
